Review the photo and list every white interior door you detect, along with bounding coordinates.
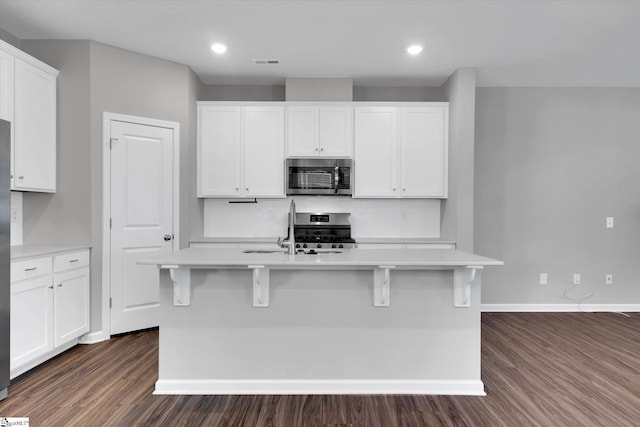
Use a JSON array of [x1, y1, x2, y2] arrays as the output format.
[[109, 120, 174, 335]]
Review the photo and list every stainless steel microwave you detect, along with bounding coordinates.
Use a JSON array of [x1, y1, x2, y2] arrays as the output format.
[[286, 158, 353, 196]]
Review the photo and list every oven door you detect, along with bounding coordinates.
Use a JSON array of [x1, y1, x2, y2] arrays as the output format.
[[286, 158, 352, 195]]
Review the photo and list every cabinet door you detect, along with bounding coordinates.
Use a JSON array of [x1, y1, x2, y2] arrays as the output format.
[[319, 107, 353, 157], [243, 106, 285, 197], [0, 50, 13, 123], [287, 106, 319, 156], [10, 276, 54, 370], [354, 107, 398, 197], [13, 57, 57, 192], [400, 107, 448, 198], [53, 267, 90, 347], [198, 106, 242, 197]]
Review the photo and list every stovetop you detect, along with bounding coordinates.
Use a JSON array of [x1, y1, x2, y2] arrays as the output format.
[[293, 211, 356, 249]]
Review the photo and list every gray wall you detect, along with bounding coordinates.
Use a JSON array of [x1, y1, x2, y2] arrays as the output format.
[[199, 85, 444, 102], [20, 41, 92, 247], [200, 85, 285, 101], [0, 29, 20, 48], [186, 70, 205, 245], [353, 86, 443, 102], [442, 69, 476, 252], [88, 41, 201, 331], [475, 88, 640, 304], [18, 39, 204, 333]]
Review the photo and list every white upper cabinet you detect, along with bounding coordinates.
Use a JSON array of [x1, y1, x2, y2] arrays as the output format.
[[0, 50, 14, 123], [0, 40, 58, 193], [287, 105, 353, 157], [354, 107, 398, 197], [354, 104, 448, 199], [243, 106, 286, 197], [400, 107, 448, 197], [198, 103, 285, 198], [198, 105, 242, 197]]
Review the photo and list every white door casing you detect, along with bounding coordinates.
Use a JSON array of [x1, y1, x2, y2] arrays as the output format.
[[103, 114, 179, 337]]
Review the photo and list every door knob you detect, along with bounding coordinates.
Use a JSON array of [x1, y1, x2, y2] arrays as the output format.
[[163, 234, 173, 241]]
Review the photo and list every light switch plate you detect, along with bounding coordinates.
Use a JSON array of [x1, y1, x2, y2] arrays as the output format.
[[606, 217, 614, 228]]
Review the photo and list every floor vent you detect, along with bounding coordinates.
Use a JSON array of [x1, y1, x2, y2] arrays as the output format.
[[252, 59, 280, 65]]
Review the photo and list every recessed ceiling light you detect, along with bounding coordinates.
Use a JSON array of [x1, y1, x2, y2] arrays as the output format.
[[211, 43, 227, 54], [406, 45, 423, 55]]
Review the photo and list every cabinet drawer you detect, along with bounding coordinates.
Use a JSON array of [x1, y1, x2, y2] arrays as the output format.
[[54, 250, 90, 272], [11, 256, 52, 282]]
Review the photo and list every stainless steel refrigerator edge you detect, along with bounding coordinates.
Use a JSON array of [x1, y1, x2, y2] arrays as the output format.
[[0, 119, 10, 401]]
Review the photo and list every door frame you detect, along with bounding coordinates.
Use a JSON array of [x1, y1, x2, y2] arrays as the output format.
[[101, 112, 180, 338]]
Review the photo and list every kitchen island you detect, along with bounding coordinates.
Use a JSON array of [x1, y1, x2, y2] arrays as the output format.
[[140, 248, 502, 395]]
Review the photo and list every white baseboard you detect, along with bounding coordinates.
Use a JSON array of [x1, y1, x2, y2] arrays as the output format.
[[78, 330, 109, 344], [154, 379, 486, 396], [481, 304, 640, 313]]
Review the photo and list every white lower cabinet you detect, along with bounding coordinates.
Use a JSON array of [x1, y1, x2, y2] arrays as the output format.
[[10, 249, 90, 378], [53, 267, 90, 347], [10, 275, 54, 370]]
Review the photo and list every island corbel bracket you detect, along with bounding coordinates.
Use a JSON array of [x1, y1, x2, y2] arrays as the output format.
[[453, 266, 483, 307], [374, 265, 396, 307], [249, 265, 270, 307], [163, 265, 191, 306]]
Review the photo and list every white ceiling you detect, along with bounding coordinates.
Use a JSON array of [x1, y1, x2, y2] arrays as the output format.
[[1, 0, 639, 87]]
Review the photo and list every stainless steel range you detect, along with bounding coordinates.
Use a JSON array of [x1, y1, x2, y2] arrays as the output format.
[[293, 212, 356, 250]]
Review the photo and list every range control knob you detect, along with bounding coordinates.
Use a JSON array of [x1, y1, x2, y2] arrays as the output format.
[[338, 244, 344, 248], [295, 244, 301, 248], [317, 244, 322, 249], [331, 244, 337, 248], [303, 243, 308, 248]]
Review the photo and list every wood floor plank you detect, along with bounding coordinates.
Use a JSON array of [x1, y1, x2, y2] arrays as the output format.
[[2, 313, 640, 426]]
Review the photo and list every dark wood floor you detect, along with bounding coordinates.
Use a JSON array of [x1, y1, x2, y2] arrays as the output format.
[[1, 312, 640, 426]]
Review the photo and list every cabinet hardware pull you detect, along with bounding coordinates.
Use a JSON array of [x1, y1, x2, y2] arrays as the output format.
[[48, 285, 54, 289], [69, 259, 79, 263], [57, 284, 62, 287], [18, 176, 24, 180], [24, 267, 37, 272]]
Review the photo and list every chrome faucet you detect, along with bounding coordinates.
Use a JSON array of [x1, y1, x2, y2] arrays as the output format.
[[278, 200, 296, 255]]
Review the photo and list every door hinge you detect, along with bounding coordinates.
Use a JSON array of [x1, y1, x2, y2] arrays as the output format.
[[110, 218, 112, 229], [109, 297, 112, 308], [109, 138, 118, 149]]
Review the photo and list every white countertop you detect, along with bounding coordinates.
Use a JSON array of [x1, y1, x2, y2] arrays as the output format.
[[140, 247, 502, 268], [11, 244, 91, 260]]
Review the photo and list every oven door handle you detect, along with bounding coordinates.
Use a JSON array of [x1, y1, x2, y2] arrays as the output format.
[[334, 166, 340, 194]]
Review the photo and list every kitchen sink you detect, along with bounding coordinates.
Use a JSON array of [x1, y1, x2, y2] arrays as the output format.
[[241, 249, 343, 255], [242, 250, 288, 254]]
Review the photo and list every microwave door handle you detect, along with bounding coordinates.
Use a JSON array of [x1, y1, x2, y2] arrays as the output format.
[[334, 166, 340, 194]]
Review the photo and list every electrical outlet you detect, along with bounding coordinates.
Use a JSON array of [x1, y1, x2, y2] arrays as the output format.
[[605, 274, 613, 285], [11, 208, 18, 223], [606, 217, 614, 228], [573, 274, 581, 285], [539, 273, 548, 285]]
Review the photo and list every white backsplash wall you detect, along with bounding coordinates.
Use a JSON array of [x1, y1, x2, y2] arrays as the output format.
[[10, 191, 23, 246], [203, 197, 441, 239]]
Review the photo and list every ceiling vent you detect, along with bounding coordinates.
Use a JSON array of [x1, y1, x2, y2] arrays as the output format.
[[252, 59, 280, 65]]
